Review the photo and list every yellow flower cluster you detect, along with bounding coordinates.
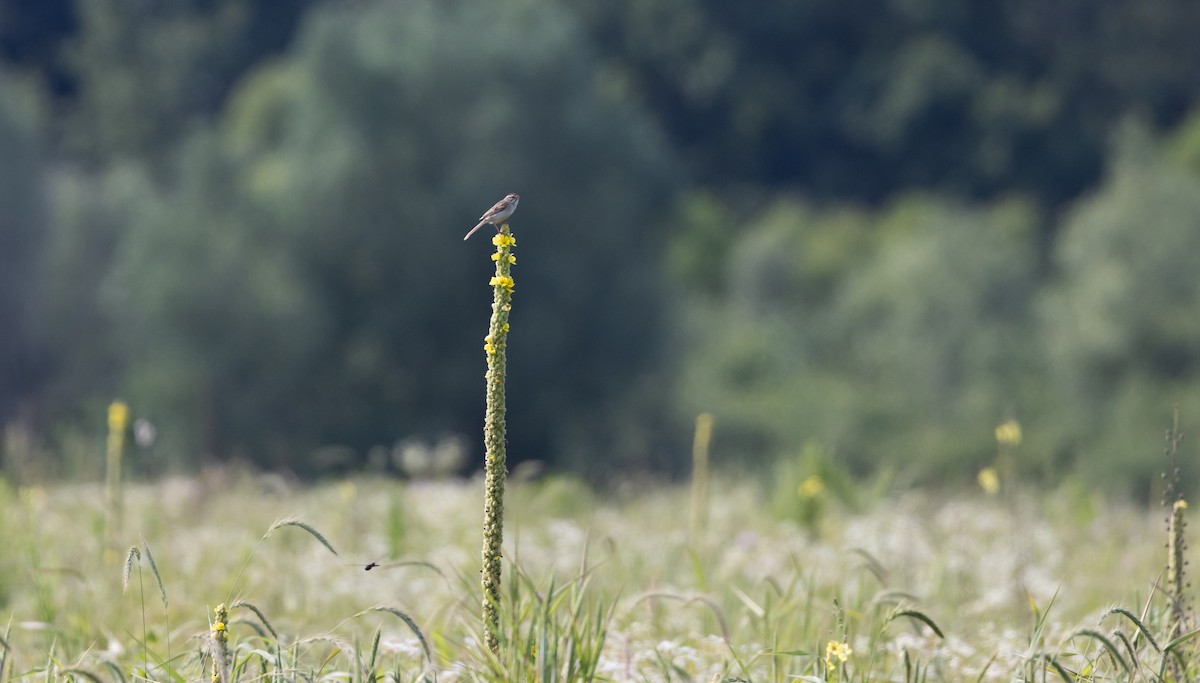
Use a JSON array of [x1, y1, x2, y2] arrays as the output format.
[[484, 334, 497, 356], [108, 401, 129, 434], [490, 275, 515, 291], [825, 640, 853, 665], [492, 233, 516, 247], [491, 252, 517, 264], [798, 474, 825, 499], [977, 467, 1000, 495], [995, 419, 1022, 447]]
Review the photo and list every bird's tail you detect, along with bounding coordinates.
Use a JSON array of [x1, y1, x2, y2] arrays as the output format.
[[463, 221, 487, 241]]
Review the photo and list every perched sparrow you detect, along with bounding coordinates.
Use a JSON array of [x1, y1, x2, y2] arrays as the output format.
[[464, 193, 519, 240]]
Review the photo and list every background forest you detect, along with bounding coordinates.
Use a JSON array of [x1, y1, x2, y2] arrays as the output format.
[[2, 0, 1200, 494]]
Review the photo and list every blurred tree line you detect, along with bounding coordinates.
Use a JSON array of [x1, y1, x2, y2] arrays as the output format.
[[1, 0, 1199, 492]]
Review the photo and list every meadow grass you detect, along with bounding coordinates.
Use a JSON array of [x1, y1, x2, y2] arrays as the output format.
[[0, 470, 1195, 682]]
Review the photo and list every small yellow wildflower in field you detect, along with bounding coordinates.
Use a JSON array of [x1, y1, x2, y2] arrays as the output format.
[[108, 401, 129, 433], [799, 475, 825, 499], [825, 640, 852, 663], [994, 419, 1022, 447], [824, 639, 853, 681], [977, 467, 1000, 495]]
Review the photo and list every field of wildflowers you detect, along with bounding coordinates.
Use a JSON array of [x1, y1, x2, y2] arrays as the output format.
[[0, 467, 1194, 682]]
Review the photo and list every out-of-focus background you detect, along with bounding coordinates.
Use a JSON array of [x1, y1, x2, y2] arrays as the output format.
[[2, 0, 1199, 494]]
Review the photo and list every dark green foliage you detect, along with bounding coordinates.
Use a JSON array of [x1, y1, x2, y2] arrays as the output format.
[[57, 0, 317, 162], [676, 195, 1044, 478], [75, 0, 677, 472], [575, 0, 1200, 205], [1041, 127, 1200, 490], [3, 0, 1200, 487], [0, 74, 47, 426]]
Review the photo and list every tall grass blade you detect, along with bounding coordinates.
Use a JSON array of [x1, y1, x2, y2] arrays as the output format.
[[264, 517, 339, 556], [367, 627, 381, 677], [367, 606, 432, 665], [1113, 629, 1140, 670], [849, 547, 889, 586], [1101, 607, 1161, 652], [121, 547, 140, 593], [1041, 654, 1074, 683], [0, 620, 11, 683], [1071, 628, 1129, 673], [889, 609, 945, 639], [140, 541, 168, 609], [1162, 625, 1200, 653], [631, 592, 730, 642]]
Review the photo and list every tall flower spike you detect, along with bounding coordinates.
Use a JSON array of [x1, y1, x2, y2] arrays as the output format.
[[211, 603, 230, 683], [106, 401, 129, 552], [479, 221, 517, 652]]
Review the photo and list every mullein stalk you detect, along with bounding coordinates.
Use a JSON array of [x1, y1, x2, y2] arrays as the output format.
[[480, 224, 517, 652], [690, 413, 714, 539], [105, 401, 129, 550], [211, 603, 230, 683], [1161, 409, 1191, 639], [1167, 499, 1188, 627]]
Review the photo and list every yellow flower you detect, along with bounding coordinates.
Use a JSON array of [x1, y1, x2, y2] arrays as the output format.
[[489, 275, 515, 291], [492, 233, 516, 247], [484, 336, 497, 355], [108, 401, 129, 433], [213, 622, 226, 633], [995, 419, 1022, 447], [798, 475, 825, 499], [977, 467, 1000, 495], [491, 253, 517, 264], [1175, 499, 1188, 512], [502, 323, 510, 333], [825, 640, 852, 664]]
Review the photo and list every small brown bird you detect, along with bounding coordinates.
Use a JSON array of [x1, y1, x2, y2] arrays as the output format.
[[464, 193, 519, 240]]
